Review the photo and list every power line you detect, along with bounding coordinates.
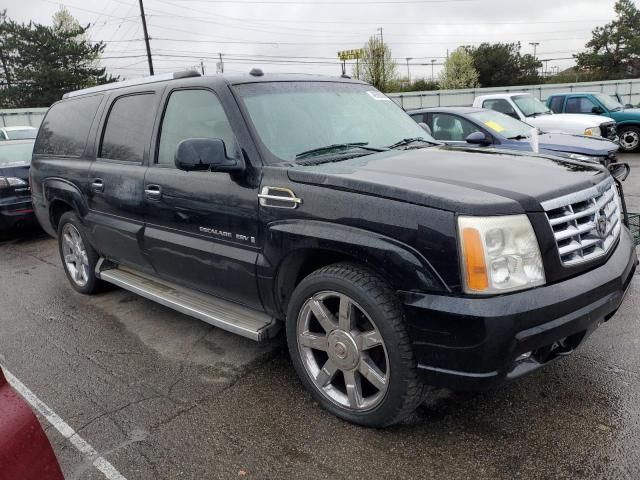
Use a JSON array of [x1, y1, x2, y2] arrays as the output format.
[[149, 0, 473, 3]]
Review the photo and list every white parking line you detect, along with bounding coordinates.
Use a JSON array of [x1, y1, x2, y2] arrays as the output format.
[[4, 368, 128, 480]]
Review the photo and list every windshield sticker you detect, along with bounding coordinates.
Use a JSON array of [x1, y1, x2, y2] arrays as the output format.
[[484, 120, 505, 133], [367, 90, 391, 101]]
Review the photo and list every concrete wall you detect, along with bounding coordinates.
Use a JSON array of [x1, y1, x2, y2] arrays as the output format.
[[0, 108, 48, 128], [387, 78, 640, 110]]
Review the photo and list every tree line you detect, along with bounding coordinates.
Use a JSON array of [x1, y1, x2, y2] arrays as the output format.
[[357, 0, 640, 92], [0, 8, 115, 108]]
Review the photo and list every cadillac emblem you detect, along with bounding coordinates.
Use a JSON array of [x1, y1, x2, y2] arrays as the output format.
[[595, 209, 608, 238]]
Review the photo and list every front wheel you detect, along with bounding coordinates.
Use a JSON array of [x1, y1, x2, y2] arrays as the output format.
[[619, 126, 640, 152], [286, 263, 424, 427]]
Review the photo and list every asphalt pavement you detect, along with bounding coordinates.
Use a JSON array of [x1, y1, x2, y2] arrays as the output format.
[[1, 154, 640, 480]]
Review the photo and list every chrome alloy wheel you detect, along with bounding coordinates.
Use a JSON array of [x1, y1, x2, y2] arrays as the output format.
[[61, 223, 90, 287], [297, 291, 389, 411], [621, 130, 640, 151]]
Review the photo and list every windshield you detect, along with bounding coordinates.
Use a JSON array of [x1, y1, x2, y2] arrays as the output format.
[[594, 93, 624, 111], [234, 82, 434, 162], [5, 128, 37, 140], [0, 140, 35, 166], [512, 95, 551, 117], [469, 110, 534, 139]]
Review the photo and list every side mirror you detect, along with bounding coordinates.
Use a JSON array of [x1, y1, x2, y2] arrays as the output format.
[[466, 131, 491, 146], [418, 122, 432, 136], [592, 106, 605, 114], [175, 138, 244, 173], [608, 162, 630, 182]]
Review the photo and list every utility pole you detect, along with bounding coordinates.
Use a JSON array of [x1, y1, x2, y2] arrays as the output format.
[[405, 57, 412, 84], [431, 59, 436, 82], [378, 27, 384, 87], [200, 60, 205, 75], [529, 42, 540, 75], [218, 53, 224, 74], [138, 0, 154, 76]]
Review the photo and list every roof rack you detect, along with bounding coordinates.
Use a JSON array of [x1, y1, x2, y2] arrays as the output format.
[[62, 70, 201, 99]]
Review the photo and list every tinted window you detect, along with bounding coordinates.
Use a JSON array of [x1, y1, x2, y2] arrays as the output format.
[[157, 90, 239, 167], [431, 114, 481, 142], [409, 113, 425, 123], [565, 96, 599, 114], [100, 94, 156, 162], [482, 99, 517, 116], [548, 96, 565, 113], [34, 95, 102, 157]]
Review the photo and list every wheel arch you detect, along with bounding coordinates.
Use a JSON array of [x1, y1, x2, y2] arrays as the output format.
[[42, 178, 88, 232], [260, 220, 449, 318]]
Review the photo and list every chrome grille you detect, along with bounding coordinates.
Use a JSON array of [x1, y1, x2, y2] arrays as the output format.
[[541, 178, 621, 266]]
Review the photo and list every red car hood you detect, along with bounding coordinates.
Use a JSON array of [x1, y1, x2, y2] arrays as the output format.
[[0, 369, 64, 480]]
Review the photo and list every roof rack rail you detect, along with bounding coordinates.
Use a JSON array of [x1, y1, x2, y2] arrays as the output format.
[[62, 70, 201, 99]]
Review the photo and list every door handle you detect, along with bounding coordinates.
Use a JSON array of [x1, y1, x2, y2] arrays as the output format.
[[91, 178, 104, 193], [145, 184, 162, 201]]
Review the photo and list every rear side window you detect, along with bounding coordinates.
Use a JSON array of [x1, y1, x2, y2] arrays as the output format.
[[482, 99, 516, 116], [100, 94, 156, 162], [34, 95, 102, 157], [548, 96, 565, 113]]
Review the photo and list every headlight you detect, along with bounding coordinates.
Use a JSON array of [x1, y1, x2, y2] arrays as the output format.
[[584, 127, 601, 136], [458, 215, 546, 294], [0, 177, 27, 189], [567, 153, 592, 161]]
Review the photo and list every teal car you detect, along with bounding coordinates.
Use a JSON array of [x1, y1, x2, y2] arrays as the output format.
[[546, 92, 640, 152]]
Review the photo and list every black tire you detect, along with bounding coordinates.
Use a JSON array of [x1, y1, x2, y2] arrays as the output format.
[[618, 126, 640, 152], [57, 211, 103, 294], [286, 263, 424, 428]]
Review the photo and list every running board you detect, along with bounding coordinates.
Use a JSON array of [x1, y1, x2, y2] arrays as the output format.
[[96, 264, 279, 341]]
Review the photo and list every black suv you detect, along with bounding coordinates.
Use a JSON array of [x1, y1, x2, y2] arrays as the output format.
[[31, 71, 637, 427]]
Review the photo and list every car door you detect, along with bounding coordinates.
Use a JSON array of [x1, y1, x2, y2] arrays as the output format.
[[565, 96, 601, 115], [87, 91, 160, 272], [142, 87, 263, 309]]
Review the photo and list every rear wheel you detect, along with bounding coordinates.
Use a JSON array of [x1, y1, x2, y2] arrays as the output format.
[[58, 212, 103, 294], [619, 126, 640, 152], [286, 263, 424, 427]]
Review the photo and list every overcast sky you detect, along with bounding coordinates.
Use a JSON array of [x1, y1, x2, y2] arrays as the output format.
[[4, 0, 625, 80]]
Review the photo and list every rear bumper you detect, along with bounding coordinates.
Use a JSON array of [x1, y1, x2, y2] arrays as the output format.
[[400, 227, 638, 391], [0, 199, 35, 229]]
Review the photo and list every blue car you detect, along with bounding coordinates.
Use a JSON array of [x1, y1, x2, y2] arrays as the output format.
[[408, 107, 619, 166]]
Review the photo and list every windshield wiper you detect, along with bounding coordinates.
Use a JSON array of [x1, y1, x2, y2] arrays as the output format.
[[295, 142, 387, 160], [387, 137, 438, 149], [508, 134, 529, 140]]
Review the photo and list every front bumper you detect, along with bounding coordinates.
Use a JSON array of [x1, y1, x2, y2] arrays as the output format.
[[0, 198, 35, 229], [400, 227, 637, 391]]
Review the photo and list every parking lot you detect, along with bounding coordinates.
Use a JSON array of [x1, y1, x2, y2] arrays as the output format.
[[1, 154, 639, 480]]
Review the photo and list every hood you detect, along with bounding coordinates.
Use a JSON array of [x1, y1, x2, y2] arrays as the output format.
[[613, 107, 640, 121], [287, 147, 607, 215], [527, 132, 618, 156], [529, 113, 609, 129]]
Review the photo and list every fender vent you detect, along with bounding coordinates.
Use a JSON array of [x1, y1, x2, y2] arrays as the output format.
[[258, 187, 302, 209]]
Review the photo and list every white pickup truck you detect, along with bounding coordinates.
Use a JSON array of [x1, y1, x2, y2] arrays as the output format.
[[473, 93, 619, 142]]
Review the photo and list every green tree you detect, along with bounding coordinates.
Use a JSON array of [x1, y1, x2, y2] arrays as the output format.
[[439, 47, 479, 89], [0, 10, 116, 108], [465, 42, 542, 87], [354, 35, 398, 92], [575, 0, 640, 79]]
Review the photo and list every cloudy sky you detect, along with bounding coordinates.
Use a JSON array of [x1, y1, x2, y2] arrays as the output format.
[[4, 0, 623, 80]]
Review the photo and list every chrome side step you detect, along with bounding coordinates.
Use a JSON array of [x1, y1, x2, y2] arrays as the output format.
[[97, 264, 279, 341]]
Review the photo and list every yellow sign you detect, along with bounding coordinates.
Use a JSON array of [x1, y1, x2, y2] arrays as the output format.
[[484, 120, 505, 133], [338, 49, 364, 61]]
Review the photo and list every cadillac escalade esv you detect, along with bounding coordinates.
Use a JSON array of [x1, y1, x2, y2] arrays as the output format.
[[31, 71, 637, 427]]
